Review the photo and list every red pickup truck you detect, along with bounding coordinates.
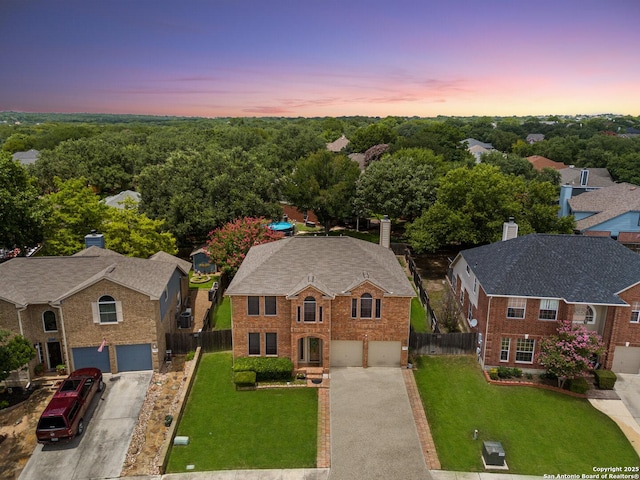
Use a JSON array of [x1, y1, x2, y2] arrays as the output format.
[[36, 368, 104, 444]]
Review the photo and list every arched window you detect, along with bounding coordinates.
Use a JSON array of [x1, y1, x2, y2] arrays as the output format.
[[360, 293, 373, 318], [303, 296, 316, 322], [98, 295, 118, 324], [43, 310, 57, 332], [574, 304, 596, 325]]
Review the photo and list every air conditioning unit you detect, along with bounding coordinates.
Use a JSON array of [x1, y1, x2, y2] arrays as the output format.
[[482, 441, 506, 467], [179, 310, 192, 329]]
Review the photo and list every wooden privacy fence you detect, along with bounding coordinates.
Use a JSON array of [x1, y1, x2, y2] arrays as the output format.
[[410, 331, 478, 355], [166, 329, 232, 354]]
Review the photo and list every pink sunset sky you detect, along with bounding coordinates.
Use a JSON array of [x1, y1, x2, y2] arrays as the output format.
[[1, 0, 639, 118]]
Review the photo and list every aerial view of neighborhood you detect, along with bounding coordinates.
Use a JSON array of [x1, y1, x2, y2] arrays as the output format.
[[1, 1, 639, 480]]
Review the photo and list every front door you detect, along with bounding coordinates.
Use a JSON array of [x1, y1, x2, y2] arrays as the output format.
[[299, 337, 322, 366], [47, 341, 63, 370]]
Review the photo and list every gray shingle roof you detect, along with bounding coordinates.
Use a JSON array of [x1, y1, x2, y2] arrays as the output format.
[[456, 234, 640, 305], [0, 248, 188, 306], [559, 167, 614, 188], [568, 182, 640, 231], [226, 236, 415, 298]]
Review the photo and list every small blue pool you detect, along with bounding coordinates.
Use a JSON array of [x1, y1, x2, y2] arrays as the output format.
[[268, 221, 294, 236]]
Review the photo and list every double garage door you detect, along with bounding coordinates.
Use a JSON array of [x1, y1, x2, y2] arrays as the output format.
[[330, 340, 401, 367], [72, 343, 153, 372], [612, 346, 640, 374]]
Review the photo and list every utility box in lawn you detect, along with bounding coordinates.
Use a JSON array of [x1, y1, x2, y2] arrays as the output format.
[[482, 441, 506, 467]]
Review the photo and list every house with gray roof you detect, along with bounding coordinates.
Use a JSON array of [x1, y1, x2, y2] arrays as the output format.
[[12, 149, 40, 165], [103, 190, 141, 209], [225, 233, 415, 372], [448, 233, 640, 374], [558, 167, 615, 216], [0, 242, 191, 383], [567, 183, 640, 249]]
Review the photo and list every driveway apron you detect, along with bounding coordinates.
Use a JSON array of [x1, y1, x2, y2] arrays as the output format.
[[329, 368, 431, 480]]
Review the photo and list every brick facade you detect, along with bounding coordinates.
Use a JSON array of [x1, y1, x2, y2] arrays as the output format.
[[231, 280, 411, 371]]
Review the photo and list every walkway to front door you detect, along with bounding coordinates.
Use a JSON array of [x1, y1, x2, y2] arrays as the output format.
[[328, 368, 432, 480]]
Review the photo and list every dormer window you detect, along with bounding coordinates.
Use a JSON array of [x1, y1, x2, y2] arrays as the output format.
[[580, 169, 589, 186]]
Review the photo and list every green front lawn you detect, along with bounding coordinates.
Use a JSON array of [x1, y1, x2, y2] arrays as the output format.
[[167, 352, 318, 473], [414, 356, 638, 474]]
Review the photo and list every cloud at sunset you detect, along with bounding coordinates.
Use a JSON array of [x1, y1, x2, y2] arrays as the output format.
[[1, 0, 638, 117]]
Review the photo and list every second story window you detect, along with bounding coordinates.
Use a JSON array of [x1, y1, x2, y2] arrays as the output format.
[[630, 302, 640, 323], [539, 299, 558, 321], [507, 298, 526, 319], [304, 296, 316, 322], [360, 293, 373, 318], [98, 295, 118, 324], [247, 296, 260, 316], [573, 304, 595, 324], [265, 296, 277, 316], [43, 310, 58, 332]]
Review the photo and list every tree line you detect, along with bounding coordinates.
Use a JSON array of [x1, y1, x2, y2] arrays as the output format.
[[1, 114, 639, 257]]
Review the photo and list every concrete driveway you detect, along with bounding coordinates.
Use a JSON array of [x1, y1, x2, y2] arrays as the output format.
[[20, 371, 153, 480], [329, 368, 431, 480], [615, 373, 640, 427]]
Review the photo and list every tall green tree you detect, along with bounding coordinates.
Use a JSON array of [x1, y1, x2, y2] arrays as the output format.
[[41, 177, 107, 255], [354, 148, 445, 221], [406, 164, 574, 252], [0, 152, 45, 251], [0, 330, 36, 382], [285, 150, 361, 231], [102, 200, 177, 257], [349, 123, 397, 152]]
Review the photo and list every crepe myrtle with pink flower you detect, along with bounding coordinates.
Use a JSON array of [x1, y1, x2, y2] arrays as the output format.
[[205, 217, 284, 277], [536, 320, 605, 388]]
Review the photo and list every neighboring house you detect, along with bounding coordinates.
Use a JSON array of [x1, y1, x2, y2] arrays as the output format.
[[12, 149, 40, 165], [326, 134, 349, 152], [103, 190, 141, 209], [568, 182, 640, 249], [225, 227, 415, 372], [558, 167, 615, 217], [190, 246, 217, 274], [526, 155, 568, 171], [462, 138, 495, 163], [526, 133, 545, 144], [448, 230, 640, 374], [0, 236, 191, 383]]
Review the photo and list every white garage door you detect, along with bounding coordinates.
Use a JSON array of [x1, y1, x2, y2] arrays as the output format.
[[331, 341, 363, 367], [612, 346, 640, 374], [369, 341, 401, 367]]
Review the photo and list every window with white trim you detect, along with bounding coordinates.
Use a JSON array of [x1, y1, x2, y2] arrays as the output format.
[[248, 333, 260, 355], [515, 338, 535, 363], [500, 338, 510, 362], [631, 302, 640, 323], [43, 310, 58, 332], [573, 304, 595, 324], [247, 296, 260, 316], [507, 298, 526, 319], [265, 333, 277, 355], [538, 299, 558, 321], [97, 295, 118, 324], [265, 296, 277, 316]]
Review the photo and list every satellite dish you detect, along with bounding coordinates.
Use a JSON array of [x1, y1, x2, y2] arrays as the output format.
[[469, 318, 478, 328]]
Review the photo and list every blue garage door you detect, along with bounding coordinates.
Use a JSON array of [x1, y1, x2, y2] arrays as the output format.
[[116, 344, 153, 371], [72, 346, 111, 372]]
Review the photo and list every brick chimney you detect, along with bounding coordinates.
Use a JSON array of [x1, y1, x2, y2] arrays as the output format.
[[379, 215, 391, 249]]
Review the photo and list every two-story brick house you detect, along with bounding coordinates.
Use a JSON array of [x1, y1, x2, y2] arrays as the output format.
[[225, 235, 415, 372], [0, 245, 191, 381], [448, 233, 640, 374]]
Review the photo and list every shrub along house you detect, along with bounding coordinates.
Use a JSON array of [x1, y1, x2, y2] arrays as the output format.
[[225, 223, 415, 374], [448, 223, 640, 374], [0, 234, 191, 383]]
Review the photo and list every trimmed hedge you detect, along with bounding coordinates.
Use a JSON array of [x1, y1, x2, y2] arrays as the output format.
[[233, 357, 294, 381], [568, 377, 590, 395], [594, 370, 617, 390], [234, 370, 256, 386]]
